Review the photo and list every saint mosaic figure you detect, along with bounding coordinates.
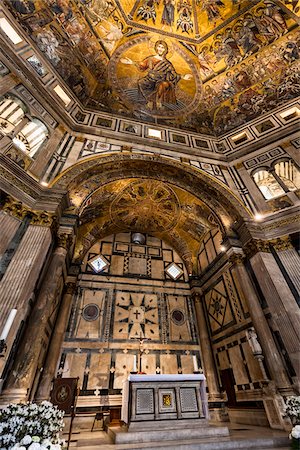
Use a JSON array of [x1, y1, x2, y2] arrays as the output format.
[[161, 0, 175, 30], [121, 40, 192, 110]]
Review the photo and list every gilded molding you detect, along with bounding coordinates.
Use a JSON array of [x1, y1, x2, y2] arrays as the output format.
[[269, 236, 293, 252]]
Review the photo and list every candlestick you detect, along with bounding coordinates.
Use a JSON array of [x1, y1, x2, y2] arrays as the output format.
[[132, 354, 137, 373], [0, 309, 17, 341], [193, 355, 198, 372]]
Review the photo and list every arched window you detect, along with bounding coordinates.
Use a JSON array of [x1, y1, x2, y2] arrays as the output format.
[[13, 117, 48, 157], [0, 95, 26, 134], [253, 169, 285, 200], [274, 160, 300, 192]]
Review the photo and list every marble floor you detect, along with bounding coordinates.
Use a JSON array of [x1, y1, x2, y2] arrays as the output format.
[[64, 422, 291, 450]]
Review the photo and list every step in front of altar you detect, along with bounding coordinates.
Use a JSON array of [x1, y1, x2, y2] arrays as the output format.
[[105, 430, 289, 449], [108, 422, 230, 444]]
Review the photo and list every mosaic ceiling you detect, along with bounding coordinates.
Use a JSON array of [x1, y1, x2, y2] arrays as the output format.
[[75, 178, 219, 271], [6, 0, 300, 135]]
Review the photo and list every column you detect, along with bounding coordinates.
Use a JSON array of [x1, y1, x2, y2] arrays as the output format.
[[192, 292, 223, 400], [234, 163, 270, 213], [35, 281, 77, 402], [0, 211, 21, 257], [1, 232, 72, 403], [270, 236, 300, 297], [0, 115, 31, 152], [229, 251, 292, 392], [29, 125, 66, 179], [248, 242, 300, 379], [0, 223, 52, 333]]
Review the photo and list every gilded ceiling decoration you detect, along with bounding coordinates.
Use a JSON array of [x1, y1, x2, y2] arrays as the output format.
[[75, 177, 218, 271], [110, 180, 180, 231], [6, 1, 300, 135], [52, 154, 250, 225]]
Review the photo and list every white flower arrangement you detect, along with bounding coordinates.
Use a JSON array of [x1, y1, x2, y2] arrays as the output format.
[[290, 425, 300, 440], [0, 401, 65, 450], [285, 396, 300, 425]]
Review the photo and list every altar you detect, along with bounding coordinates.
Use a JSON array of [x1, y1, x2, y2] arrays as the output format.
[[108, 374, 229, 445], [122, 373, 209, 427]]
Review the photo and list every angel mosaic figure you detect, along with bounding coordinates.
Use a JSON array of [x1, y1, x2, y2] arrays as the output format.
[[137, 0, 160, 24], [121, 40, 192, 110]]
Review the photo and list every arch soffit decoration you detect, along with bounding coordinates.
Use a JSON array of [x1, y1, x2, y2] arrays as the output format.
[[51, 154, 252, 269], [52, 154, 250, 219]]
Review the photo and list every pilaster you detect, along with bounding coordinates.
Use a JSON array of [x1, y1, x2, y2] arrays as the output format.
[[191, 288, 226, 421], [228, 248, 292, 392], [0, 210, 20, 257], [245, 239, 300, 379], [0, 229, 73, 403], [35, 281, 77, 402]]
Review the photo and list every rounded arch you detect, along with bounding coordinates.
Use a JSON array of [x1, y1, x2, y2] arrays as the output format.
[[51, 153, 252, 223], [0, 94, 27, 134], [52, 154, 252, 273]]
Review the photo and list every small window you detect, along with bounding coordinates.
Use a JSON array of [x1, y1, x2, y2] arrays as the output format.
[[253, 170, 285, 199], [165, 263, 183, 280], [274, 160, 300, 191], [88, 254, 109, 273], [0, 18, 23, 44], [147, 128, 162, 139]]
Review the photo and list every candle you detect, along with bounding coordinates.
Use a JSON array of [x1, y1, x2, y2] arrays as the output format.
[[193, 355, 198, 372], [133, 355, 137, 372], [0, 309, 17, 341]]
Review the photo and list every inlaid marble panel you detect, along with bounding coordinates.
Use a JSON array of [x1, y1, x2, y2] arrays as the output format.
[[87, 353, 111, 390]]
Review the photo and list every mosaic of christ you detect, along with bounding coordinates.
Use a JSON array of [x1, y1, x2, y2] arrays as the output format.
[[109, 37, 201, 118]]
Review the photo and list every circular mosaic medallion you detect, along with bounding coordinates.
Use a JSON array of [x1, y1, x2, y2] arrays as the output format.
[[108, 36, 201, 119], [171, 309, 185, 326], [110, 180, 180, 232], [82, 303, 100, 321]]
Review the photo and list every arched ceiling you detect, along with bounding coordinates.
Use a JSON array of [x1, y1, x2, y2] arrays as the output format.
[[75, 177, 220, 272], [51, 154, 251, 268], [6, 1, 300, 135]]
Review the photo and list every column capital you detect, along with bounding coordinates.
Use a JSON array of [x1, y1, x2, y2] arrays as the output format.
[[2, 196, 56, 226], [269, 236, 293, 252], [65, 281, 77, 295], [244, 239, 271, 258], [190, 289, 203, 300], [56, 232, 73, 250]]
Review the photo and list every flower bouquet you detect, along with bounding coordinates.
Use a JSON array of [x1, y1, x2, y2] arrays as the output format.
[[285, 396, 300, 425], [0, 401, 65, 450], [289, 425, 300, 450], [285, 396, 300, 450]]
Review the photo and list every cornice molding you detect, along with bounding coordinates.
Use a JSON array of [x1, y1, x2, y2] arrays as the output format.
[[0, 154, 68, 214]]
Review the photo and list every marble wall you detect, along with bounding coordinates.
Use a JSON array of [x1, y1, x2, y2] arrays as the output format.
[[58, 233, 200, 402]]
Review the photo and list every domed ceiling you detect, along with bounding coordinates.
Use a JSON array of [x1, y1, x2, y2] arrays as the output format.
[[6, 0, 300, 135]]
